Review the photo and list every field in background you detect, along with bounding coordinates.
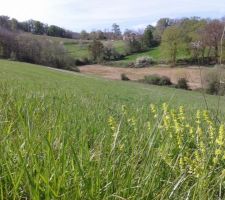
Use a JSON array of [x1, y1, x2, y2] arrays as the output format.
[[79, 64, 219, 89], [29, 34, 191, 65], [1, 59, 225, 199]]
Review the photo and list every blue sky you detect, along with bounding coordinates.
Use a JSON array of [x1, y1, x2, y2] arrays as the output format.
[[0, 0, 224, 32]]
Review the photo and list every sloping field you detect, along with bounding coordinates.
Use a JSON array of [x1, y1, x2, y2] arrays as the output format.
[[0, 59, 225, 199]]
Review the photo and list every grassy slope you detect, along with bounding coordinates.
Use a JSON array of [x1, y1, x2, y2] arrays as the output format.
[[1, 59, 225, 199], [29, 34, 191, 64], [119, 46, 189, 64], [64, 40, 128, 59], [0, 59, 223, 112]]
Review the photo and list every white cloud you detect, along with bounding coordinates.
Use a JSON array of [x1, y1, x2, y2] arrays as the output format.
[[0, 0, 224, 31]]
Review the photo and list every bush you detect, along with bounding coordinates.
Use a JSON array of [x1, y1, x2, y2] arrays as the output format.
[[70, 66, 80, 73], [103, 44, 122, 61], [206, 81, 225, 95], [125, 38, 142, 54], [176, 78, 189, 90], [143, 75, 161, 85], [143, 75, 172, 86], [159, 76, 172, 86], [74, 58, 91, 66], [88, 40, 104, 63], [135, 56, 153, 68], [121, 73, 130, 81], [206, 80, 220, 95], [204, 68, 225, 95]]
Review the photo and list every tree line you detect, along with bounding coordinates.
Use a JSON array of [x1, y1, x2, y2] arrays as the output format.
[[0, 27, 79, 70], [159, 17, 225, 65], [79, 17, 225, 65], [122, 17, 225, 65], [1, 15, 225, 67], [0, 16, 124, 40], [0, 15, 79, 39]]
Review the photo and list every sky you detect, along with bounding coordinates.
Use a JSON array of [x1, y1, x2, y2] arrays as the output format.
[[0, 0, 225, 32]]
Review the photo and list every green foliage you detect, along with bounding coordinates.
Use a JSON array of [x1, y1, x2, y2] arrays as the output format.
[[159, 76, 172, 85], [161, 26, 182, 65], [204, 67, 225, 95], [47, 25, 66, 37], [143, 74, 172, 86], [88, 40, 104, 62], [143, 25, 154, 48], [125, 38, 142, 54], [103, 45, 122, 61], [206, 80, 221, 95]]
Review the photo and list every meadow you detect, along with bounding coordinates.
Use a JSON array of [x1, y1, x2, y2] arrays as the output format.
[[30, 34, 190, 66], [0, 59, 225, 199], [63, 40, 128, 60], [63, 40, 189, 66]]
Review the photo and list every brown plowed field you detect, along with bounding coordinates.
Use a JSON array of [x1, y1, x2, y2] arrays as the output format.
[[79, 65, 213, 89]]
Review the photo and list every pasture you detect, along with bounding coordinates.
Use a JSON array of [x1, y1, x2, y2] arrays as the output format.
[[0, 59, 225, 199]]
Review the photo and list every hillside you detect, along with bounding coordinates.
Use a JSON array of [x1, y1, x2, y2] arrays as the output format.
[[0, 59, 223, 111], [1, 59, 225, 199]]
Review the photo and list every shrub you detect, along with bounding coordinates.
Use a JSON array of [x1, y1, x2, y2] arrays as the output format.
[[204, 67, 225, 95], [103, 43, 122, 61], [206, 81, 225, 95], [135, 56, 153, 68], [74, 58, 91, 66], [88, 40, 104, 63], [159, 76, 172, 86], [143, 75, 161, 85], [125, 38, 142, 54], [206, 80, 220, 95], [70, 66, 80, 73], [176, 78, 189, 90], [143, 75, 172, 86], [121, 73, 130, 81]]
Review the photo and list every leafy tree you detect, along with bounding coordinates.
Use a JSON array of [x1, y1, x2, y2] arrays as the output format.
[[90, 30, 106, 40], [10, 18, 19, 31], [125, 37, 142, 53], [204, 20, 224, 62], [0, 16, 10, 30], [112, 23, 121, 39], [47, 25, 66, 37], [103, 43, 121, 61], [143, 25, 154, 48], [155, 18, 173, 41], [89, 40, 104, 62], [34, 21, 45, 35], [80, 30, 89, 40], [161, 26, 181, 65]]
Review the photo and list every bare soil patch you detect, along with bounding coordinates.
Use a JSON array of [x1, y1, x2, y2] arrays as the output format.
[[79, 65, 214, 89]]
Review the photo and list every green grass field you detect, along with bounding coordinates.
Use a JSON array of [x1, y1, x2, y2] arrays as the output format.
[[64, 42, 90, 59], [29, 35, 190, 65], [33, 35, 128, 60], [0, 59, 225, 199], [118, 46, 189, 64], [64, 40, 127, 60]]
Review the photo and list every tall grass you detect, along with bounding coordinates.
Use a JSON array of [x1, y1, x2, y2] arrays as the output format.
[[0, 83, 225, 199], [0, 60, 225, 199]]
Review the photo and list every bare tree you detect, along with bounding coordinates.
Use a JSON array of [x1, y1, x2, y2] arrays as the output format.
[[204, 20, 224, 63]]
